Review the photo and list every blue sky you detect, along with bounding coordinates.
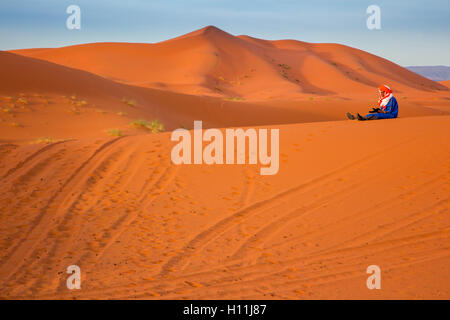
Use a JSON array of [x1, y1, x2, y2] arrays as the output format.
[[1, 0, 449, 66]]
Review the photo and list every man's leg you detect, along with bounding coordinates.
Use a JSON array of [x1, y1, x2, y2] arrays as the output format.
[[357, 113, 377, 121], [356, 112, 397, 121], [362, 113, 381, 120], [375, 113, 397, 119], [359, 113, 397, 120]]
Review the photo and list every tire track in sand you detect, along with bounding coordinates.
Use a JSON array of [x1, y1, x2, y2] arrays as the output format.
[[1, 140, 71, 180], [0, 137, 124, 286], [159, 139, 416, 276]]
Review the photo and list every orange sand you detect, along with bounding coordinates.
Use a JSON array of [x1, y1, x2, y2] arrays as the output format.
[[0, 26, 449, 299], [440, 80, 450, 88], [11, 26, 447, 100]]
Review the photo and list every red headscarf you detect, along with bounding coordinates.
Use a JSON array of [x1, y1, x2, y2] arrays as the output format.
[[378, 84, 393, 109]]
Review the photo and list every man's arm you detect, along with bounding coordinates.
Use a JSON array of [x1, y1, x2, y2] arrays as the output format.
[[383, 100, 393, 113]]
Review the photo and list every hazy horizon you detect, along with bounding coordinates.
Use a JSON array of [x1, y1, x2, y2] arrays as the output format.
[[1, 0, 449, 66]]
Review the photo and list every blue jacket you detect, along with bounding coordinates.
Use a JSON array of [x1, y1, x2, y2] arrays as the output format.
[[366, 96, 399, 119], [383, 96, 399, 117]]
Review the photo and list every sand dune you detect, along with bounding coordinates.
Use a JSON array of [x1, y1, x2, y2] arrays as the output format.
[[1, 51, 356, 142], [440, 80, 450, 88], [0, 116, 448, 299], [1, 26, 449, 300], [10, 26, 447, 100], [1, 48, 448, 143]]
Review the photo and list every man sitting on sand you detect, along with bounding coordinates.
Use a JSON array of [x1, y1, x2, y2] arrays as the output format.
[[346, 84, 399, 121]]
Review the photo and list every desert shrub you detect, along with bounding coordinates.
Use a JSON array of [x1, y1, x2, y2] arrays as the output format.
[[149, 119, 164, 133], [122, 97, 136, 107], [130, 119, 164, 133], [34, 137, 54, 144], [107, 129, 122, 137], [77, 100, 88, 107], [130, 119, 147, 129], [16, 98, 28, 105]]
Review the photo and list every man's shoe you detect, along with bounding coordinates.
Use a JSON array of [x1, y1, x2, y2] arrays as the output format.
[[346, 112, 356, 120]]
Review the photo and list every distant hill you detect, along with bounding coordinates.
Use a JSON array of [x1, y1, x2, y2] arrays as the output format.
[[406, 66, 450, 81], [10, 25, 445, 99]]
